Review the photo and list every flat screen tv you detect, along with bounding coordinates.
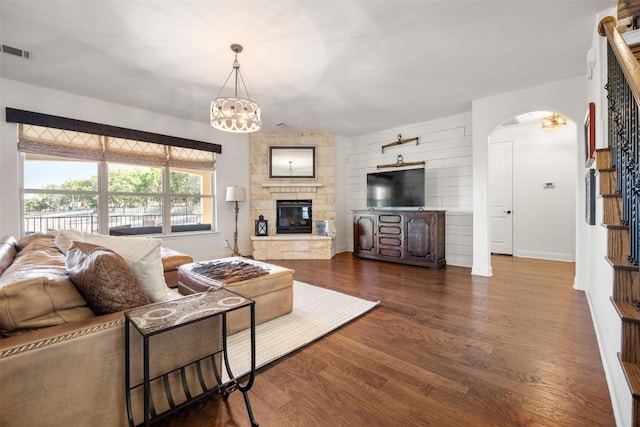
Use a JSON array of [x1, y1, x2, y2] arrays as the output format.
[[367, 168, 425, 207]]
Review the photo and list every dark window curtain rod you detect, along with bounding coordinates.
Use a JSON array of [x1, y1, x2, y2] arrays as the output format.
[[5, 107, 222, 154]]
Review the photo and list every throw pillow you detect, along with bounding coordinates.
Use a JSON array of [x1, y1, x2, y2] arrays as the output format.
[[66, 241, 150, 315], [54, 229, 84, 254], [80, 232, 168, 302]]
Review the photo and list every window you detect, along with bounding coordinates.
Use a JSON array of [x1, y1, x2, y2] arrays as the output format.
[[23, 154, 100, 233], [19, 124, 216, 236]]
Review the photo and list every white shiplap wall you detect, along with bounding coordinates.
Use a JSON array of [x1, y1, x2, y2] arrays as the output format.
[[343, 111, 473, 267]]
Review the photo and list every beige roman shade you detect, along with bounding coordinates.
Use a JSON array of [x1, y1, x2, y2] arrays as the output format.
[[105, 136, 168, 166], [18, 123, 216, 170], [18, 124, 104, 161], [167, 146, 218, 170]]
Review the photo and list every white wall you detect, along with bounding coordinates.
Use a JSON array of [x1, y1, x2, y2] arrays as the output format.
[[0, 78, 251, 261], [490, 121, 576, 261], [584, 9, 632, 427], [341, 112, 473, 267]]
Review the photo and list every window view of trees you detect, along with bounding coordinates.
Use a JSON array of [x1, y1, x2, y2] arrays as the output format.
[[23, 159, 213, 235], [25, 168, 203, 212], [170, 170, 202, 195], [24, 178, 98, 213]]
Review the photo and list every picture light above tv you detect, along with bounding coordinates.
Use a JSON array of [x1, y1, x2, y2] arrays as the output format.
[[366, 168, 425, 208]]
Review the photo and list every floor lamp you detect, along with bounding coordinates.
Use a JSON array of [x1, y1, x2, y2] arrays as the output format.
[[226, 186, 246, 257]]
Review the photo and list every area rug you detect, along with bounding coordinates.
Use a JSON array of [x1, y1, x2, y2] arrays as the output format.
[[222, 281, 379, 380]]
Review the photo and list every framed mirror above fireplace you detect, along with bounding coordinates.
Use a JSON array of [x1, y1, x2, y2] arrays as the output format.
[[269, 146, 316, 178]]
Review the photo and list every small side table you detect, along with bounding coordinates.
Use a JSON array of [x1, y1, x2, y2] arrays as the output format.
[[125, 288, 258, 426]]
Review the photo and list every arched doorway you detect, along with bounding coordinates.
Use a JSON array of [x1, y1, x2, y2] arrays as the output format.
[[488, 110, 577, 261], [471, 76, 587, 279]]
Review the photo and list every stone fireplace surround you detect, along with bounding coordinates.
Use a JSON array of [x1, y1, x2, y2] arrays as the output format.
[[249, 132, 336, 260]]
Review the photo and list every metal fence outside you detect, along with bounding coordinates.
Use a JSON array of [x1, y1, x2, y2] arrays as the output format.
[[24, 212, 204, 235]]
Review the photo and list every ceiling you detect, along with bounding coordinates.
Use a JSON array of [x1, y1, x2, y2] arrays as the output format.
[[0, 0, 616, 137]]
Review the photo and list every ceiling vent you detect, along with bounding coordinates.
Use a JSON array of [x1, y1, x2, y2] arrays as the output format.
[[276, 122, 296, 131], [501, 117, 519, 127], [1, 44, 31, 60]]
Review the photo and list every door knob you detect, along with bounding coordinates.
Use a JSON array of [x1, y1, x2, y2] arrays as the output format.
[[504, 210, 512, 214]]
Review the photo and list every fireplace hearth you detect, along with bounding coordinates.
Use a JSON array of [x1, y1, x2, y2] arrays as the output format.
[[276, 200, 312, 233]]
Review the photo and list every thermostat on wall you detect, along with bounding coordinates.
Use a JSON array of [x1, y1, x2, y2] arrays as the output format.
[[543, 182, 555, 189]]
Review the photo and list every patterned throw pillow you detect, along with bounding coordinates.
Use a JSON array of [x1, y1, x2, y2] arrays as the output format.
[[80, 232, 168, 302], [66, 241, 150, 315]]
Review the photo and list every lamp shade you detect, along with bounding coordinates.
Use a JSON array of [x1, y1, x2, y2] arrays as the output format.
[[225, 186, 246, 202]]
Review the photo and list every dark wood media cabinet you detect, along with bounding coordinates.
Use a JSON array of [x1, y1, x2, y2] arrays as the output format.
[[353, 209, 445, 268]]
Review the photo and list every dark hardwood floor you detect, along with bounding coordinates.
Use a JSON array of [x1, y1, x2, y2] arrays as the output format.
[[169, 253, 615, 427]]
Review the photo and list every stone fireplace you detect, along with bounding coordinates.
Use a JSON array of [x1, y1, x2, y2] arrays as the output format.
[[249, 132, 336, 259]]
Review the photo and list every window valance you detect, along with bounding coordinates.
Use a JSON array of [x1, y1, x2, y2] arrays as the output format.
[[8, 108, 220, 170]]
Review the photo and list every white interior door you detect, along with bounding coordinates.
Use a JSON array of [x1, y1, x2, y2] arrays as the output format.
[[489, 140, 513, 255]]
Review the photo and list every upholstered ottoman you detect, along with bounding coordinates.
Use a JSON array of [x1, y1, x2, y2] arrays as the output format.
[[177, 257, 294, 334]]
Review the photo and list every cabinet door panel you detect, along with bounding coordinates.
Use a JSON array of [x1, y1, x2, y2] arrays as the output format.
[[405, 216, 434, 260], [354, 215, 376, 254]]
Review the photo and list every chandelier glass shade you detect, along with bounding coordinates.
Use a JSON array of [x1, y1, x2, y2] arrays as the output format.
[[211, 97, 261, 133], [210, 44, 261, 133], [541, 112, 567, 129]]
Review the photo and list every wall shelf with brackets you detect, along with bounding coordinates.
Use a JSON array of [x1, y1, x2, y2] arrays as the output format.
[[381, 134, 419, 153], [377, 153, 425, 169]]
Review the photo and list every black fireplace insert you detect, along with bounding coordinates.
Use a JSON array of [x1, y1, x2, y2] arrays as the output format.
[[276, 200, 312, 233]]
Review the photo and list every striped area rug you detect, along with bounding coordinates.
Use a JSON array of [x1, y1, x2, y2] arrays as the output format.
[[222, 281, 379, 380]]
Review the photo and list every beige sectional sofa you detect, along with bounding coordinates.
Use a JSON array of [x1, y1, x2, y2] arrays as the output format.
[[0, 233, 220, 427]]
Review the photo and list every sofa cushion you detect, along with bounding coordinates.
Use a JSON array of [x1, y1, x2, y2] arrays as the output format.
[[80, 232, 168, 302], [16, 232, 57, 251], [66, 241, 150, 315], [0, 236, 18, 275], [160, 247, 193, 288], [0, 234, 94, 336], [160, 247, 194, 271]]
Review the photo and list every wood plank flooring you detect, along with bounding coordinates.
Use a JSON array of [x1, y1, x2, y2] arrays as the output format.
[[168, 254, 615, 427]]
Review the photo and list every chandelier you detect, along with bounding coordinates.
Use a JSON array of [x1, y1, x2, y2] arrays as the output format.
[[210, 44, 261, 133], [541, 112, 567, 129]]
